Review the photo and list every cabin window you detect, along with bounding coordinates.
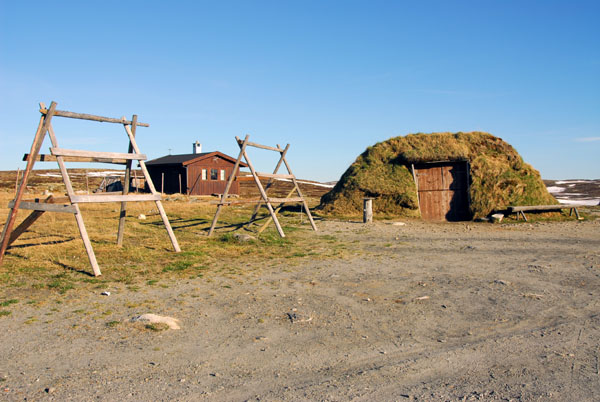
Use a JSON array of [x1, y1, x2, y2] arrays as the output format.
[[201, 169, 207, 180], [210, 169, 218, 180], [220, 169, 226, 181]]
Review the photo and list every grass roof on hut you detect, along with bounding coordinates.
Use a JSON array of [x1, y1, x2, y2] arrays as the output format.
[[318, 132, 557, 219]]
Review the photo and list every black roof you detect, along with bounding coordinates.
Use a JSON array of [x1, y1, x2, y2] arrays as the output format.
[[145, 151, 247, 167], [146, 153, 211, 165]]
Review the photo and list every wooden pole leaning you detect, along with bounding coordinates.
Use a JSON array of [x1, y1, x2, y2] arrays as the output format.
[[124, 124, 181, 253], [0, 102, 56, 264], [46, 121, 101, 276], [280, 151, 317, 231], [207, 135, 250, 236], [117, 115, 137, 246], [247, 143, 289, 226], [240, 144, 286, 237]]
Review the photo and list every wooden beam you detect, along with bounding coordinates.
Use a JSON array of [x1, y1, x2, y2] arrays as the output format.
[[236, 139, 283, 152], [8, 201, 76, 214], [23, 153, 128, 164], [39, 108, 149, 127], [7, 195, 54, 246], [508, 205, 579, 212], [123, 124, 181, 253], [117, 114, 137, 246], [70, 194, 161, 203], [255, 172, 294, 179], [208, 135, 251, 236], [50, 148, 146, 160], [0, 102, 56, 265]]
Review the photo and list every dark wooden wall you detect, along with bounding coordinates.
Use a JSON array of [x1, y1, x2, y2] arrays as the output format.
[[415, 161, 470, 221]]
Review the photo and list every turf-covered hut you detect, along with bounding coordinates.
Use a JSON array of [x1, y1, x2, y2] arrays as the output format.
[[319, 132, 557, 221], [146, 143, 248, 195]]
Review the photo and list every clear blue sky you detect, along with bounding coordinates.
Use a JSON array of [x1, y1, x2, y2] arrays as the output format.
[[1, 0, 598, 181]]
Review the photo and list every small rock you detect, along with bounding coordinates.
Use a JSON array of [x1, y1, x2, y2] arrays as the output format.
[[233, 233, 256, 242], [137, 214, 146, 220], [132, 313, 181, 329], [490, 213, 504, 223], [45, 387, 55, 394], [101, 291, 111, 296], [391, 222, 406, 226], [415, 296, 430, 301], [494, 279, 511, 286]]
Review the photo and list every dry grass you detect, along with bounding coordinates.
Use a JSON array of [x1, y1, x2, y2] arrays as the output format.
[[0, 190, 339, 301], [319, 132, 557, 219]]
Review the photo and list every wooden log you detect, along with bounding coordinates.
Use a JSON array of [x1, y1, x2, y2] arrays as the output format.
[[0, 102, 56, 265], [7, 195, 54, 246], [47, 121, 102, 276], [240, 146, 286, 237], [50, 148, 146, 160], [117, 114, 137, 246], [71, 194, 162, 203], [208, 135, 250, 236], [248, 144, 290, 225], [8, 201, 76, 214], [508, 204, 578, 212], [280, 153, 317, 231], [255, 172, 294, 179], [212, 197, 303, 206], [123, 124, 181, 253], [363, 198, 373, 223], [23, 153, 128, 164], [39, 107, 149, 127], [236, 139, 283, 152], [257, 188, 296, 234]]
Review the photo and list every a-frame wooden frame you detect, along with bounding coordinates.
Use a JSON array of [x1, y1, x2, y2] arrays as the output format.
[[0, 101, 181, 276], [208, 135, 317, 238]]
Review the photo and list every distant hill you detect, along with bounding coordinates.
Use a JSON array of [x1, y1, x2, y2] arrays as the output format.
[[544, 179, 600, 206]]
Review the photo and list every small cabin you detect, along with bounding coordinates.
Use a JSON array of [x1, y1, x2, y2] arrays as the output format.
[[146, 142, 248, 195]]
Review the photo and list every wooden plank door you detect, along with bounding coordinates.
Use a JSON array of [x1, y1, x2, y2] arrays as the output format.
[[415, 162, 470, 221]]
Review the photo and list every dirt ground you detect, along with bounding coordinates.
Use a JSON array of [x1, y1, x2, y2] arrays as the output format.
[[1, 218, 599, 401]]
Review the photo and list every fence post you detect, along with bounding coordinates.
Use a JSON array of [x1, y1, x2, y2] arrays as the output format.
[[363, 197, 373, 223]]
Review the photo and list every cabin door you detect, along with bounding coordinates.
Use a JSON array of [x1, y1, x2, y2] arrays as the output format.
[[415, 161, 470, 221]]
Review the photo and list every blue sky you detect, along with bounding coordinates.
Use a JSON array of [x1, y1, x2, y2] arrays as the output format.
[[1, 1, 598, 181]]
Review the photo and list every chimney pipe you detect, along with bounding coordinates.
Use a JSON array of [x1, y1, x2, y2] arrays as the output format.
[[193, 141, 202, 154]]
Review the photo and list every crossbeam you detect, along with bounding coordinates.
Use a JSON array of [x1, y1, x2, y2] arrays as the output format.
[[40, 108, 149, 127], [70, 194, 161, 203], [24, 153, 128, 164], [8, 200, 76, 214], [50, 148, 146, 160]]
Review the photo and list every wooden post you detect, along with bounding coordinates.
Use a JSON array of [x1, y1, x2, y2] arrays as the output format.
[[15, 168, 20, 195], [134, 169, 138, 193], [85, 170, 89, 194], [248, 144, 290, 225], [117, 115, 137, 246], [280, 151, 317, 231], [363, 198, 373, 223], [47, 121, 102, 276], [161, 173, 164, 194], [208, 135, 250, 236], [0, 102, 56, 265], [179, 174, 182, 194], [124, 124, 180, 252]]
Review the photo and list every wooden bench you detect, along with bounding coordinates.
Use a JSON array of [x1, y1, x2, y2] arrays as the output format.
[[508, 204, 582, 221]]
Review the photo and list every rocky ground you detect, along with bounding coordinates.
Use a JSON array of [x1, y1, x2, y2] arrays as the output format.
[[1, 218, 599, 401]]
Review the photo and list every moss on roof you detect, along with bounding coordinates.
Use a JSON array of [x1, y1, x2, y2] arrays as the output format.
[[318, 132, 557, 219]]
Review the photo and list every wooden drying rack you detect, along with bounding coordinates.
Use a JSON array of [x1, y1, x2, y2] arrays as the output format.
[[208, 135, 317, 237], [0, 101, 181, 276]]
